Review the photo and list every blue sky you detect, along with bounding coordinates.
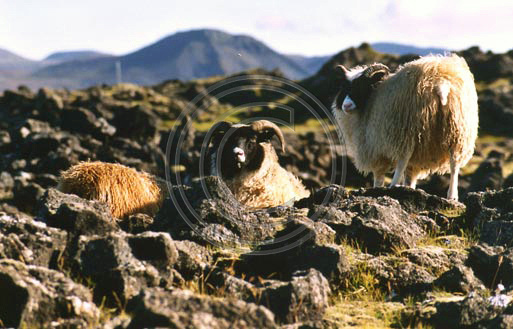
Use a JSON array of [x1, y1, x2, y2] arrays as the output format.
[[1, 0, 512, 60]]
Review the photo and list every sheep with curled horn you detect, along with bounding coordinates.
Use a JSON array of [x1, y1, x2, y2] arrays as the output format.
[[207, 120, 310, 208], [332, 54, 479, 200]]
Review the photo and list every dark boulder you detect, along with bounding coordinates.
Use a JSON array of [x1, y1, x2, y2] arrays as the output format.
[[127, 231, 179, 282], [60, 107, 116, 139], [110, 105, 160, 143], [70, 232, 162, 305], [468, 150, 505, 193], [466, 244, 513, 288], [154, 176, 277, 248], [119, 212, 154, 234], [304, 186, 449, 254], [173, 240, 212, 281], [37, 188, 117, 235], [431, 292, 507, 328], [0, 212, 67, 267], [258, 269, 331, 324], [0, 259, 99, 328], [434, 264, 486, 293], [360, 253, 436, 295], [465, 188, 513, 246], [478, 86, 513, 137], [35, 88, 64, 124], [238, 216, 349, 283], [12, 176, 45, 214], [460, 47, 513, 82], [126, 287, 276, 329], [504, 172, 513, 189]]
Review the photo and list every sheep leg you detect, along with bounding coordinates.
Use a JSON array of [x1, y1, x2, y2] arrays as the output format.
[[448, 154, 460, 200], [373, 173, 385, 187], [390, 158, 410, 187], [406, 169, 419, 189], [405, 172, 418, 189]]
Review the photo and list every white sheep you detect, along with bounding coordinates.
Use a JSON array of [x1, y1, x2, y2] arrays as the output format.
[[332, 54, 479, 200], [207, 120, 310, 208]]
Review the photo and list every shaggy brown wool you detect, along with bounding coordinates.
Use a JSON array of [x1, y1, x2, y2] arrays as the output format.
[[58, 161, 163, 219]]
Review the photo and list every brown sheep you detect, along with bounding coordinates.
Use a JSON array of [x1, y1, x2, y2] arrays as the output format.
[[57, 161, 164, 218]]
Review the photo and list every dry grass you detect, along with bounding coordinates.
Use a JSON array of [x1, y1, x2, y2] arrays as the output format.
[[475, 78, 512, 91], [325, 300, 406, 328]]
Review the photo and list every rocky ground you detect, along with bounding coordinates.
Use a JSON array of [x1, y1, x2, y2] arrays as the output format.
[[1, 45, 513, 328]]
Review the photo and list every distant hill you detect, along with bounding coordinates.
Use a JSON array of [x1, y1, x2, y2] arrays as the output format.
[[287, 54, 332, 75], [371, 42, 449, 56], [0, 48, 31, 65], [32, 29, 312, 88], [0, 48, 43, 76], [0, 33, 464, 92], [44, 50, 113, 63]]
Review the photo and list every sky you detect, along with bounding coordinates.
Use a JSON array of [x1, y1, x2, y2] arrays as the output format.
[[1, 0, 512, 60]]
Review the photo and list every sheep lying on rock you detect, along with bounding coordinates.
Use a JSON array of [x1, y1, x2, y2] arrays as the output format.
[[207, 120, 310, 208], [58, 161, 164, 218], [332, 54, 479, 200]]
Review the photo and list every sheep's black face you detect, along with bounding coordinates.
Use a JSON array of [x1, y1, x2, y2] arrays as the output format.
[[217, 128, 262, 179], [334, 64, 390, 114], [334, 79, 355, 113]]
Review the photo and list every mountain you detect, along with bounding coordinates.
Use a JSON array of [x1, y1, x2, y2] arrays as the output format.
[[44, 50, 113, 63], [0, 32, 455, 91], [287, 54, 332, 75], [0, 48, 31, 65], [32, 29, 311, 88], [371, 42, 448, 56], [0, 48, 43, 76]]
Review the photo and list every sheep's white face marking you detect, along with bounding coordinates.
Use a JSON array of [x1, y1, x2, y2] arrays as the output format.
[[233, 147, 245, 166], [342, 95, 356, 113]]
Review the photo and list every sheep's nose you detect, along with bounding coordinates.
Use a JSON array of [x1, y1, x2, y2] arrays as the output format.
[[233, 147, 246, 162]]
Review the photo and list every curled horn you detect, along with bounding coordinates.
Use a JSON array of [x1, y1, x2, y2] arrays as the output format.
[[250, 120, 286, 152], [363, 63, 390, 79], [336, 64, 349, 75], [205, 121, 233, 147]]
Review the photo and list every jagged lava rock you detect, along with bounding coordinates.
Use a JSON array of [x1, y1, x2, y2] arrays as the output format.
[[0, 259, 99, 328], [238, 216, 349, 283], [37, 188, 117, 235], [154, 176, 277, 247], [126, 287, 277, 329], [466, 244, 513, 288], [306, 186, 450, 253], [465, 188, 513, 246], [258, 269, 331, 324], [0, 212, 67, 267]]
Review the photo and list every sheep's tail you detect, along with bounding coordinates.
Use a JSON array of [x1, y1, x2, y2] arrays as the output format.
[[436, 80, 451, 106]]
